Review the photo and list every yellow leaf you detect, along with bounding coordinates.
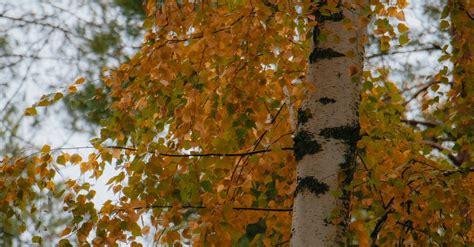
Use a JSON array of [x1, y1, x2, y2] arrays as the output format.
[[397, 0, 409, 8], [19, 224, 27, 233], [56, 154, 67, 165], [397, 23, 409, 33], [41, 144, 51, 153], [37, 98, 50, 107], [80, 162, 88, 173], [67, 85, 77, 93], [113, 184, 122, 193], [70, 154, 82, 164], [53, 92, 64, 102], [118, 64, 129, 72], [60, 227, 72, 237], [387, 7, 397, 17], [75, 77, 85, 84], [24, 107, 37, 116], [46, 181, 55, 190], [112, 148, 121, 159], [395, 11, 406, 21]]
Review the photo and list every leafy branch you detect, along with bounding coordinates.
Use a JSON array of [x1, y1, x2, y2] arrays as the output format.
[[126, 204, 293, 212], [13, 145, 294, 163]]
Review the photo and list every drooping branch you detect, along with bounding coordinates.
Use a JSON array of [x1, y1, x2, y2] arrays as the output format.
[[420, 140, 462, 166], [109, 204, 292, 215], [229, 102, 287, 192], [0, 13, 89, 41], [167, 14, 246, 43], [149, 205, 292, 212], [403, 80, 442, 106], [401, 119, 438, 128], [107, 145, 294, 157], [370, 209, 394, 246], [366, 45, 441, 59], [15, 145, 294, 162]]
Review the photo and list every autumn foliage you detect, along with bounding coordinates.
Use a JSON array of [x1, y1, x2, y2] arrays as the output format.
[[1, 0, 473, 246]]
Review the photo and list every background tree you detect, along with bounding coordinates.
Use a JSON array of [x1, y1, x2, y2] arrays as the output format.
[[0, 0, 145, 155], [0, 0, 144, 245]]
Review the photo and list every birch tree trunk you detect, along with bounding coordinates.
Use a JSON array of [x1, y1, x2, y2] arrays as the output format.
[[291, 1, 367, 246]]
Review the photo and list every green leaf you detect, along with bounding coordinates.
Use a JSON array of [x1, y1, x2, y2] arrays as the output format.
[[32, 236, 42, 244], [440, 20, 449, 30], [56, 155, 66, 165], [58, 239, 73, 247], [429, 199, 442, 210], [399, 33, 409, 46], [200, 180, 213, 192], [129, 222, 142, 236]]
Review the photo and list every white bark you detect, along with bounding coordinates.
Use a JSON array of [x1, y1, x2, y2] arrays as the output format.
[[291, 2, 366, 246]]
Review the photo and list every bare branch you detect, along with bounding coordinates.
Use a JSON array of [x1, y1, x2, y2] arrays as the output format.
[[401, 119, 438, 128], [421, 140, 461, 166], [106, 204, 292, 215], [12, 145, 294, 162], [366, 45, 441, 59], [403, 81, 442, 106], [147, 204, 292, 212]]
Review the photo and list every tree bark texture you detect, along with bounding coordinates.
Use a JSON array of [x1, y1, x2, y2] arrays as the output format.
[[291, 1, 366, 246]]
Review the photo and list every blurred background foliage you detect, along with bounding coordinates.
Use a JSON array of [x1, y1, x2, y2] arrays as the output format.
[[0, 1, 144, 245]]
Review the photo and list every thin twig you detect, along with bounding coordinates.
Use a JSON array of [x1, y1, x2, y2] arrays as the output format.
[[420, 140, 461, 166], [400, 119, 438, 128], [366, 45, 441, 59]]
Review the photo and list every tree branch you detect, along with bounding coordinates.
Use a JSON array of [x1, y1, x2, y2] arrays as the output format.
[[107, 145, 293, 157], [366, 45, 441, 59], [370, 209, 394, 246], [149, 205, 292, 212], [13, 145, 294, 162], [110, 204, 292, 214], [403, 81, 442, 106], [400, 119, 438, 128], [420, 140, 461, 166]]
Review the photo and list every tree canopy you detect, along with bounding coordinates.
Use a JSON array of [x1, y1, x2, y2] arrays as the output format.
[[1, 0, 473, 246]]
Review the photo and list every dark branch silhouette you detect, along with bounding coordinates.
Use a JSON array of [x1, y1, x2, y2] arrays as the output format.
[[13, 145, 294, 162]]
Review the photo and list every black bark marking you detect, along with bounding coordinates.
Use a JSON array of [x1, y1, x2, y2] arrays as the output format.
[[309, 48, 345, 63], [312, 26, 321, 46], [319, 124, 360, 189], [312, 2, 345, 23], [319, 124, 360, 147], [297, 108, 312, 125], [311, 2, 345, 46], [310, 2, 345, 63], [319, 97, 336, 105], [314, 10, 344, 23], [293, 131, 321, 161], [295, 176, 329, 196], [319, 124, 359, 186]]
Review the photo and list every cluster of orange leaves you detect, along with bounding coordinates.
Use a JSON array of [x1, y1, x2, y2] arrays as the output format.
[[51, 1, 309, 245]]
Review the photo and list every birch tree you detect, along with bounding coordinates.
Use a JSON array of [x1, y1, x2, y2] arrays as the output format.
[[291, 1, 367, 245]]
